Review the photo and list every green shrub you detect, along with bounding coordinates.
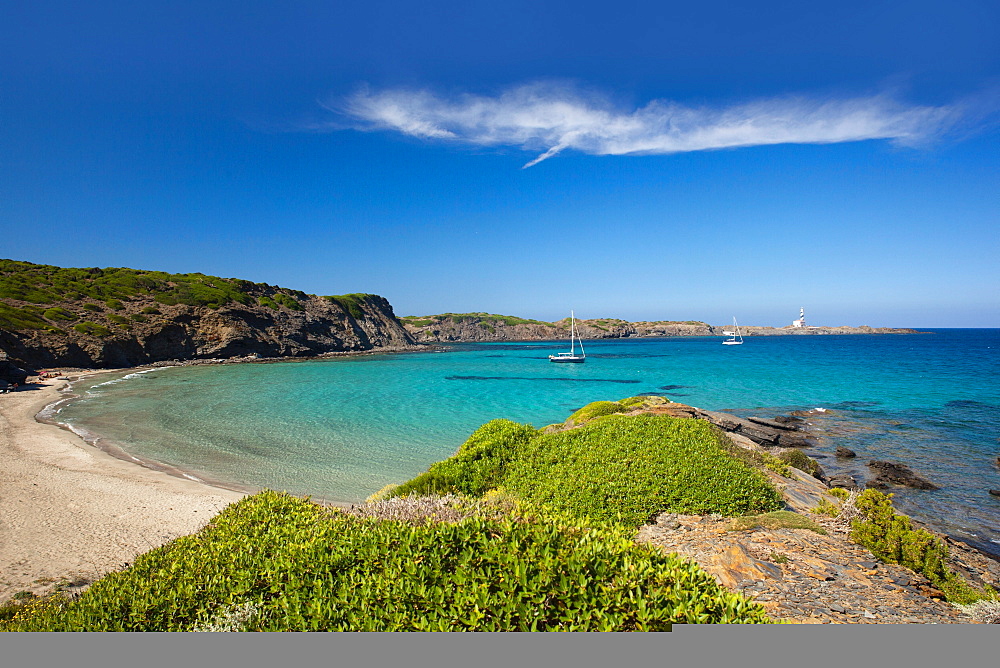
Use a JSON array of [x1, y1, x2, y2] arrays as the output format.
[[105, 299, 125, 311], [566, 400, 630, 425], [324, 294, 373, 319], [82, 303, 101, 312], [2, 491, 772, 631], [141, 306, 161, 314], [258, 296, 278, 310], [43, 307, 76, 322], [107, 314, 129, 325], [389, 420, 537, 498], [504, 415, 783, 527], [0, 303, 49, 330], [130, 314, 147, 323], [778, 449, 820, 476], [73, 322, 111, 337], [849, 489, 996, 603], [272, 293, 304, 311]]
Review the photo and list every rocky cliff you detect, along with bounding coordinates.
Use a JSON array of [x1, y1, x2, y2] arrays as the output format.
[[0, 260, 416, 369], [400, 313, 920, 342]]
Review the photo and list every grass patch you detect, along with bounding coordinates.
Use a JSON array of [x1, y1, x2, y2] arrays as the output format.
[[1, 491, 772, 631], [73, 321, 111, 337], [42, 307, 76, 322], [729, 510, 827, 534]]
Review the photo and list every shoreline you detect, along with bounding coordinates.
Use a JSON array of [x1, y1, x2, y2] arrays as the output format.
[[0, 378, 245, 603]]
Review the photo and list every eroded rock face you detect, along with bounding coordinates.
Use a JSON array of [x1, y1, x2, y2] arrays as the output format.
[[867, 460, 939, 490], [0, 294, 416, 369]]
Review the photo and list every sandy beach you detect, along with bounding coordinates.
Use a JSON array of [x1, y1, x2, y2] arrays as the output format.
[[0, 377, 244, 603]]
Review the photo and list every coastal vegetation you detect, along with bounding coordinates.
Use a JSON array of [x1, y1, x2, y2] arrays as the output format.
[[324, 294, 376, 319], [848, 489, 997, 604], [401, 313, 550, 327], [0, 396, 786, 631], [0, 490, 772, 631], [385, 403, 784, 529]]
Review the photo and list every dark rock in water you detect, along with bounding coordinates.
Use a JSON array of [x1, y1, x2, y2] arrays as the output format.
[[828, 474, 858, 489], [867, 461, 939, 490], [776, 433, 817, 448], [989, 490, 1000, 498], [773, 415, 806, 426], [748, 416, 800, 431], [835, 447, 858, 458]]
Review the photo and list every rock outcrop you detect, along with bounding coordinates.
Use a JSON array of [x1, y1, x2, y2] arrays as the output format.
[[400, 314, 714, 342], [400, 313, 923, 343], [867, 460, 939, 490]]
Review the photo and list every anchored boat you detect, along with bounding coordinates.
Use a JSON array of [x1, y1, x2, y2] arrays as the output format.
[[550, 311, 586, 363], [722, 317, 743, 345]]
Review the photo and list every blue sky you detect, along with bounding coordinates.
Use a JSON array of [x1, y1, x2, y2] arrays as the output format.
[[2, 1, 998, 327]]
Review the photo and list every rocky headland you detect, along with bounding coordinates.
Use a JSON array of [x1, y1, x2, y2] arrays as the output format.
[[401, 313, 922, 343], [0, 260, 416, 370]]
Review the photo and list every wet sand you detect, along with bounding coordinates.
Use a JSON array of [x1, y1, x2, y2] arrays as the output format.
[[0, 377, 243, 602]]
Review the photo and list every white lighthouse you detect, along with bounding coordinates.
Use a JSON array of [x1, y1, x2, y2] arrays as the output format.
[[792, 308, 805, 328]]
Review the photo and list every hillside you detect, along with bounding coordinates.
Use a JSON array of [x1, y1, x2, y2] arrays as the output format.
[[401, 313, 714, 342], [0, 260, 416, 369], [400, 313, 920, 342]]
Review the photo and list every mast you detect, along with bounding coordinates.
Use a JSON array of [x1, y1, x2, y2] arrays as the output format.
[[570, 310, 575, 355]]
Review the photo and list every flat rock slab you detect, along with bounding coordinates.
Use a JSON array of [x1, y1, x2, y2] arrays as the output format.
[[635, 514, 974, 624]]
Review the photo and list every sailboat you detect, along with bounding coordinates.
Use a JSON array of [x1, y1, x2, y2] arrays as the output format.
[[722, 317, 743, 345], [549, 311, 586, 363]]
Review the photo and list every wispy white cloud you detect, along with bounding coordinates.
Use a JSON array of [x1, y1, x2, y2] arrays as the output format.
[[326, 82, 966, 167]]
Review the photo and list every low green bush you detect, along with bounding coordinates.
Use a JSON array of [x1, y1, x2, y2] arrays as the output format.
[[389, 420, 537, 498], [105, 299, 125, 311], [505, 415, 783, 527], [43, 307, 76, 322], [2, 491, 772, 631], [850, 489, 996, 604], [130, 314, 147, 323], [82, 303, 101, 312], [73, 322, 111, 337], [394, 413, 782, 530], [566, 400, 630, 425], [141, 306, 160, 314], [324, 294, 373, 319], [0, 303, 49, 330], [778, 449, 820, 476], [272, 293, 304, 311]]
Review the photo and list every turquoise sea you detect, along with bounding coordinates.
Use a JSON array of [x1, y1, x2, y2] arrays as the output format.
[[50, 329, 1000, 556]]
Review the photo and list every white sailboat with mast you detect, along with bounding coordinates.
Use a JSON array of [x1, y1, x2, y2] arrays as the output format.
[[722, 316, 743, 345], [549, 311, 586, 363]]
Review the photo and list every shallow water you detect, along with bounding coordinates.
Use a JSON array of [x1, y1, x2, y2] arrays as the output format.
[[53, 329, 1000, 554]]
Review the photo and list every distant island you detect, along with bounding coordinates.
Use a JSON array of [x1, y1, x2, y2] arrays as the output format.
[[0, 259, 921, 372]]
